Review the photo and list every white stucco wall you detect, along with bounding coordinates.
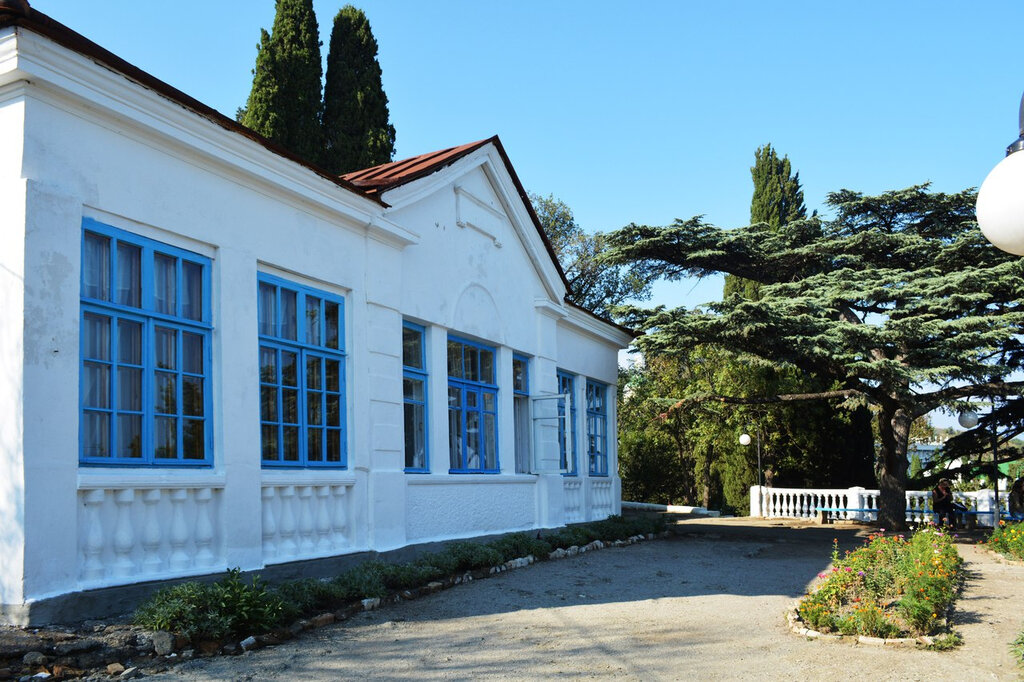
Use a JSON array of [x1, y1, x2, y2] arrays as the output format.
[[0, 24, 629, 615]]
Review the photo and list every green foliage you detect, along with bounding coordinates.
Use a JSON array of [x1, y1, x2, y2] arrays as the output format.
[[241, 0, 323, 163], [134, 568, 285, 640], [986, 520, 1024, 560], [321, 5, 396, 173], [797, 527, 962, 637], [723, 143, 806, 301], [530, 193, 653, 319], [487, 533, 553, 562], [605, 183, 1024, 528], [1012, 630, 1024, 664]]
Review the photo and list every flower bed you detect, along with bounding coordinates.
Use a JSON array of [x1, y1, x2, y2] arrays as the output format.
[[796, 526, 963, 639], [985, 520, 1024, 561]]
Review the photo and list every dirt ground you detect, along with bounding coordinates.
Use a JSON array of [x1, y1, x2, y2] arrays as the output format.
[[141, 518, 1024, 681]]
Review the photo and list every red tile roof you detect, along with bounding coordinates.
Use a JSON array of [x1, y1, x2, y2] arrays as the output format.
[[342, 138, 493, 197]]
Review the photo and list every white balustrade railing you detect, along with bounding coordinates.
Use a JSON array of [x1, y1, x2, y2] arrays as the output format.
[[563, 478, 584, 524], [590, 479, 614, 520], [261, 481, 354, 564], [77, 482, 224, 588], [751, 485, 1003, 527]]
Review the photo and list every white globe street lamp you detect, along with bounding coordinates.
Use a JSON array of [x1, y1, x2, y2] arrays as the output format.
[[958, 411, 979, 429], [977, 92, 1024, 254], [738, 433, 752, 446], [739, 431, 762, 489]]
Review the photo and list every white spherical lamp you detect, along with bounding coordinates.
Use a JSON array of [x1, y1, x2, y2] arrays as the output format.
[[978, 151, 1024, 255], [958, 411, 979, 429], [739, 433, 752, 446]]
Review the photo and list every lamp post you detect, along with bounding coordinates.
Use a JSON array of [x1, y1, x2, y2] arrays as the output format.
[[739, 430, 762, 489], [977, 92, 1024, 254], [960, 409, 1000, 525]]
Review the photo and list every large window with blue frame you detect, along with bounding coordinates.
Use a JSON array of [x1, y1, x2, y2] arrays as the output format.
[[80, 219, 212, 466], [557, 370, 577, 475], [447, 336, 498, 473], [258, 273, 346, 468], [586, 379, 608, 476], [403, 321, 428, 472]]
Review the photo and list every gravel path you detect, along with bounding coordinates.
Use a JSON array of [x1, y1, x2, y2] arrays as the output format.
[[145, 520, 1024, 681]]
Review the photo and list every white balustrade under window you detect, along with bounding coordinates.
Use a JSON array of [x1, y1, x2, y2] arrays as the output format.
[[563, 479, 584, 524], [77, 482, 224, 588], [589, 478, 614, 520], [261, 480, 354, 564]]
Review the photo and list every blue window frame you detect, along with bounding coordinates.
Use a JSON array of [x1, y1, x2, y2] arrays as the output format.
[[403, 321, 428, 472], [557, 370, 577, 475], [586, 379, 608, 476], [79, 219, 212, 466], [447, 335, 498, 473], [258, 273, 346, 468]]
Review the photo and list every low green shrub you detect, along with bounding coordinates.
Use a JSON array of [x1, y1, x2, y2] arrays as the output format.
[[487, 533, 552, 562], [134, 568, 285, 640], [986, 520, 1024, 560]]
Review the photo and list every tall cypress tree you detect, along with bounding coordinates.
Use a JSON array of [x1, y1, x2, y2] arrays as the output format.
[[240, 0, 323, 163], [723, 144, 806, 300], [321, 5, 396, 174]]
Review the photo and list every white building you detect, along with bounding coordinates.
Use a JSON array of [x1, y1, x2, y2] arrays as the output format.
[[0, 4, 631, 624]]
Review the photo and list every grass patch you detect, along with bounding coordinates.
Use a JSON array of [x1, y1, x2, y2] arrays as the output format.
[[797, 526, 963, 638], [134, 514, 663, 640]]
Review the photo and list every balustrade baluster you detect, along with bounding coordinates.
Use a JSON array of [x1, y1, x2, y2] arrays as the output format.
[[261, 486, 278, 559], [315, 486, 332, 552], [297, 486, 315, 555], [168, 489, 191, 571], [112, 488, 136, 578], [81, 489, 106, 582], [278, 486, 298, 557], [331, 485, 348, 548], [141, 489, 163, 575], [194, 487, 215, 567]]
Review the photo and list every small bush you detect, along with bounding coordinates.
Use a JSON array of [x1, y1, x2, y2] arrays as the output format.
[[986, 520, 1024, 560], [487, 533, 552, 562], [135, 568, 284, 640]]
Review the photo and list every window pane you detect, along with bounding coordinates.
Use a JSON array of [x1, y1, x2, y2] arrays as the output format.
[[154, 253, 176, 315], [448, 407, 462, 469], [447, 341, 463, 378], [306, 296, 321, 346], [261, 386, 278, 422], [281, 351, 297, 386], [258, 282, 276, 336], [325, 359, 340, 392], [467, 390, 478, 409], [118, 367, 142, 411], [307, 356, 322, 390], [307, 428, 323, 462], [513, 358, 526, 393], [327, 430, 341, 462], [283, 426, 299, 461], [182, 261, 203, 321], [155, 327, 176, 370], [403, 326, 423, 369], [283, 388, 298, 423], [325, 302, 339, 349], [326, 394, 340, 427], [183, 419, 204, 459], [155, 416, 177, 458], [262, 425, 279, 461], [479, 349, 494, 384], [466, 411, 480, 469], [118, 320, 142, 365], [183, 332, 203, 374], [155, 372, 177, 414], [483, 392, 495, 412], [404, 377, 424, 402], [405, 402, 425, 469], [483, 414, 496, 470], [183, 376, 203, 416], [448, 386, 461, 408], [307, 391, 322, 425], [464, 346, 479, 382], [260, 347, 277, 384], [82, 412, 110, 458], [83, 313, 110, 361], [116, 243, 141, 307], [83, 232, 110, 301], [281, 289, 297, 341], [83, 363, 109, 408], [117, 415, 142, 458]]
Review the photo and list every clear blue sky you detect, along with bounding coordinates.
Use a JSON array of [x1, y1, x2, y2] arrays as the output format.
[[29, 0, 1022, 428]]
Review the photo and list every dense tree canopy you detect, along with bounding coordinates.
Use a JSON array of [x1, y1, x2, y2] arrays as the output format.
[[321, 5, 396, 173], [240, 0, 323, 163], [605, 185, 1024, 528], [530, 193, 653, 318]]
